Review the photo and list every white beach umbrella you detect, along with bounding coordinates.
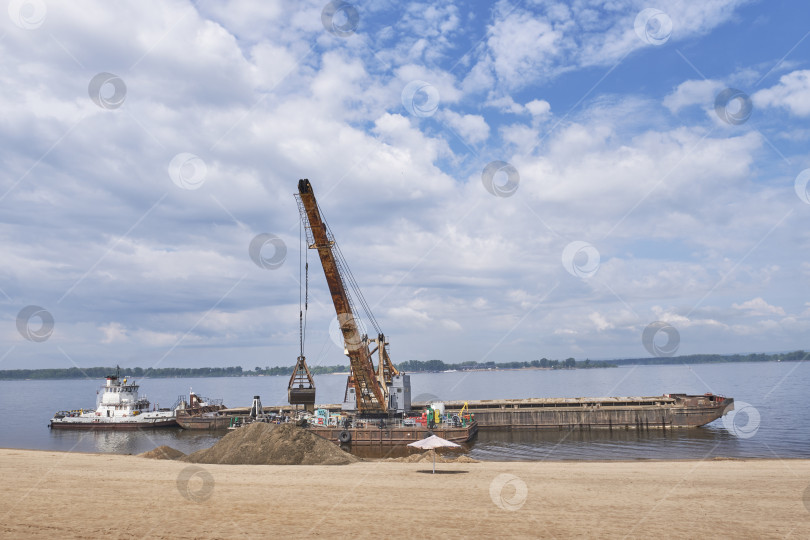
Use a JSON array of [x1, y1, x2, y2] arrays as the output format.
[[407, 435, 462, 474]]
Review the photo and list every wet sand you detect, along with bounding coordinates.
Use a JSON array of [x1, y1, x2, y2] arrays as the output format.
[[1, 448, 809, 539]]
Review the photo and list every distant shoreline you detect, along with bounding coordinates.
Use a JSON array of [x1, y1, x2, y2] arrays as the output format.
[[0, 351, 804, 380]]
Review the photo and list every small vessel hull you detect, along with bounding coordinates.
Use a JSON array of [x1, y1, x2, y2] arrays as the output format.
[[49, 417, 178, 430], [309, 421, 478, 447], [175, 413, 234, 430]]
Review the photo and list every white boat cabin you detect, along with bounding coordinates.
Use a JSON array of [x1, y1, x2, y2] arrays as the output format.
[[95, 374, 152, 418]]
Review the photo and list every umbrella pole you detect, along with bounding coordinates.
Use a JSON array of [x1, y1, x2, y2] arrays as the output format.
[[433, 452, 435, 474]]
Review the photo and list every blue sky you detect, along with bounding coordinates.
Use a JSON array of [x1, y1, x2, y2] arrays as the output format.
[[1, 0, 810, 371]]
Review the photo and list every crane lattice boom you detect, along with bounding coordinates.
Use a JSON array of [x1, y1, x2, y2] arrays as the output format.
[[295, 179, 387, 414]]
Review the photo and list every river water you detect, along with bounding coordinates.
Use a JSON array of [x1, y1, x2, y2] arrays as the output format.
[[1, 362, 807, 461]]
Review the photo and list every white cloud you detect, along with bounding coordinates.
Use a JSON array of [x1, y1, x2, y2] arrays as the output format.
[[732, 298, 786, 317], [664, 79, 724, 113], [486, 95, 526, 114], [438, 110, 490, 145], [753, 70, 810, 117], [485, 11, 564, 89], [465, 0, 749, 92], [441, 319, 463, 331], [100, 322, 128, 344], [589, 312, 613, 331], [525, 99, 551, 117]]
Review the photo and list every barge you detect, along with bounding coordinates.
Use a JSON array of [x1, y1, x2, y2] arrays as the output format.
[[174, 391, 229, 429], [257, 393, 733, 432], [175, 392, 733, 436], [424, 393, 733, 430]]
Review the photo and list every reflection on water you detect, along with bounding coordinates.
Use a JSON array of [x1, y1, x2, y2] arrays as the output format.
[[343, 425, 761, 461], [469, 425, 763, 461], [48, 428, 222, 456], [42, 419, 807, 462]]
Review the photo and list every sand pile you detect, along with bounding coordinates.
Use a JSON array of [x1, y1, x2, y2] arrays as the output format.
[[182, 422, 358, 465], [139, 445, 186, 460]]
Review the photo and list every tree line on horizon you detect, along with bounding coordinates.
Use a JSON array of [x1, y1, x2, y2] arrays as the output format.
[[607, 350, 807, 365], [0, 350, 803, 380]]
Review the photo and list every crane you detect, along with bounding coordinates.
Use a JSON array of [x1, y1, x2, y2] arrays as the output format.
[[294, 179, 409, 415]]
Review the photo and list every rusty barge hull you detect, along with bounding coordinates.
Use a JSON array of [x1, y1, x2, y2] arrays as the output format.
[[309, 422, 478, 446], [188, 394, 734, 432], [434, 394, 734, 430], [175, 414, 232, 430]]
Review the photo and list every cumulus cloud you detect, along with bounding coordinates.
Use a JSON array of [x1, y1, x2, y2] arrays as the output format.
[[753, 70, 810, 117], [525, 99, 551, 117], [589, 311, 613, 331], [100, 322, 129, 344], [664, 79, 724, 114], [732, 298, 786, 317], [438, 110, 490, 145]]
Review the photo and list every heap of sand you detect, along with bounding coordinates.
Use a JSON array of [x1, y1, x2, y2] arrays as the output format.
[[138, 445, 186, 460], [180, 422, 358, 465]]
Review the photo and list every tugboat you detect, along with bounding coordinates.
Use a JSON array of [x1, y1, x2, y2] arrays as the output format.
[[49, 367, 177, 430]]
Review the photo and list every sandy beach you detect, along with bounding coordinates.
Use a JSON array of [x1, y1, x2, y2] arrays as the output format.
[[2, 449, 809, 539]]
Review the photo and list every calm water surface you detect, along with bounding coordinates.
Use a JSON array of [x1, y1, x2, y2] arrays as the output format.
[[1, 362, 807, 461]]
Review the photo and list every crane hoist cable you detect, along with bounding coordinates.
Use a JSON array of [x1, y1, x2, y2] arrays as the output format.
[[299, 217, 310, 357], [288, 215, 316, 409]]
